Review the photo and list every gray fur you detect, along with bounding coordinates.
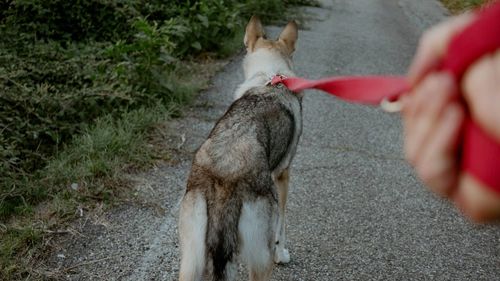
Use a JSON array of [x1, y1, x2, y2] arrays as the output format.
[[179, 15, 301, 280], [179, 84, 302, 281]]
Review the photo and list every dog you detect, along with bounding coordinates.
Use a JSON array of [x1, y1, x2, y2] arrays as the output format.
[[179, 16, 301, 281]]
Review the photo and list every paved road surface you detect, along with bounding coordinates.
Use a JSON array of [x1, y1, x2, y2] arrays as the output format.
[[49, 0, 500, 280]]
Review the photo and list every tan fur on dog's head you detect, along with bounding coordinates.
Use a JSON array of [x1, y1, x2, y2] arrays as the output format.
[[235, 16, 299, 99], [244, 16, 298, 57]]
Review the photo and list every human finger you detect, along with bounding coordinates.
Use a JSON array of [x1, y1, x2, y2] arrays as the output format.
[[415, 103, 464, 197], [454, 173, 500, 222], [408, 13, 476, 86], [462, 50, 500, 141], [404, 73, 456, 165]]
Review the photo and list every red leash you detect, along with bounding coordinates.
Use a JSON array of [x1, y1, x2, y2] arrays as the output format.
[[271, 2, 500, 193], [270, 75, 408, 105]]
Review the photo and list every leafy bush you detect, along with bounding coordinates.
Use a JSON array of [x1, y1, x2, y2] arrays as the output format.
[[2, 0, 162, 41], [0, 0, 318, 217], [1, 0, 320, 278]]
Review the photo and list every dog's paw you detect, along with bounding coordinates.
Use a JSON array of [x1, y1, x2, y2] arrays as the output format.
[[274, 248, 290, 264]]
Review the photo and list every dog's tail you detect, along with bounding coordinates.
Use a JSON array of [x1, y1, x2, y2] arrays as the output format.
[[179, 191, 208, 281], [178, 182, 241, 281], [204, 187, 241, 281]]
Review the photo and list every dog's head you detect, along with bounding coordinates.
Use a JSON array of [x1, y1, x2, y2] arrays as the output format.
[[244, 16, 298, 56], [242, 16, 298, 79]]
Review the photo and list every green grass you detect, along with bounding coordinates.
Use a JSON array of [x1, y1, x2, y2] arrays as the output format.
[[0, 0, 319, 279], [1, 223, 43, 278], [0, 105, 173, 279], [0, 62, 211, 280], [440, 0, 489, 13], [43, 66, 202, 191], [0, 105, 181, 279]]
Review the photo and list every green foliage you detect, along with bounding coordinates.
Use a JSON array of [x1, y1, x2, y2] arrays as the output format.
[[440, 0, 489, 13], [0, 0, 320, 217], [0, 103, 175, 279], [44, 104, 174, 191], [0, 0, 319, 278], [1, 225, 42, 277], [2, 0, 161, 41]]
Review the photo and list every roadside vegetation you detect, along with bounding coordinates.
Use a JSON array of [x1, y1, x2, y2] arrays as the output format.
[[0, 0, 318, 279], [440, 0, 490, 13]]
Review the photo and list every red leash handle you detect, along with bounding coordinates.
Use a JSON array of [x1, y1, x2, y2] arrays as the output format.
[[272, 1, 500, 193], [440, 2, 500, 80], [443, 2, 500, 193]]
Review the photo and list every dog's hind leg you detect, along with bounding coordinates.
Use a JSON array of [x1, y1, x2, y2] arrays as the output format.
[[249, 264, 273, 281], [179, 191, 207, 281], [239, 199, 276, 281], [273, 168, 291, 264]]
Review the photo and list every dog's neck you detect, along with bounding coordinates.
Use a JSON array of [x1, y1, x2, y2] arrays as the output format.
[[234, 49, 295, 100]]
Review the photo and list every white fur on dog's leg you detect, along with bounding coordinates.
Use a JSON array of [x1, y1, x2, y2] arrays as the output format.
[[273, 226, 291, 264], [272, 168, 291, 265], [274, 246, 290, 264]]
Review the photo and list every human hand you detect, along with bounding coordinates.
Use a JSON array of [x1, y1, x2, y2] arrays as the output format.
[[403, 13, 500, 222]]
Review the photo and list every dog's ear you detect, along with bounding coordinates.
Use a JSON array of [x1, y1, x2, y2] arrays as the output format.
[[244, 16, 264, 52], [278, 21, 298, 55]]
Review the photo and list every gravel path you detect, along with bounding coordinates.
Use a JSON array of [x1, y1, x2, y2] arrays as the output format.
[[48, 1, 500, 280]]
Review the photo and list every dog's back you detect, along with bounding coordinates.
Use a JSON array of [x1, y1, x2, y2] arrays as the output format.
[[180, 86, 300, 281], [179, 16, 300, 281]]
